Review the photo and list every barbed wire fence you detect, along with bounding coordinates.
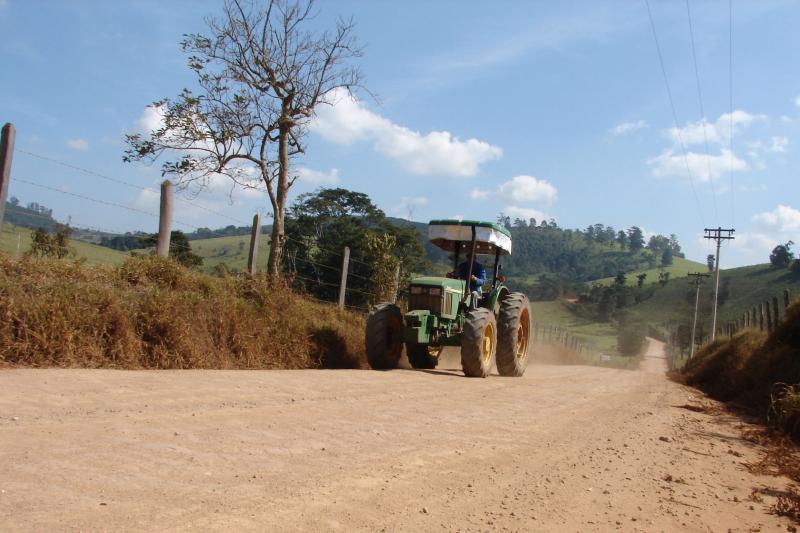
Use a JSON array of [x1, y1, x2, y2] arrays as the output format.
[[0, 122, 390, 312]]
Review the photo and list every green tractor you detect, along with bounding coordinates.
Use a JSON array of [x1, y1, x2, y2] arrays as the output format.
[[365, 219, 532, 378]]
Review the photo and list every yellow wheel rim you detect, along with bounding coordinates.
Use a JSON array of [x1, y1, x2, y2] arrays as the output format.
[[516, 308, 530, 359], [482, 322, 494, 364]]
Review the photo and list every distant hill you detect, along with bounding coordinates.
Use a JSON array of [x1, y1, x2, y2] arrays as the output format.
[[622, 262, 799, 330], [590, 256, 707, 287], [1, 224, 129, 265]]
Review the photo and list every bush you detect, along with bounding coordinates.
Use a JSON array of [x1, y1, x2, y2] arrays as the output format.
[[618, 326, 645, 357]]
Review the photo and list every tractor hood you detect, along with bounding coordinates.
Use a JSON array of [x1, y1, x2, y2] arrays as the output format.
[[410, 276, 465, 291]]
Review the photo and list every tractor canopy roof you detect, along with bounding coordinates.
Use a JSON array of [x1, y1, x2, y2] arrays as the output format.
[[428, 219, 512, 255]]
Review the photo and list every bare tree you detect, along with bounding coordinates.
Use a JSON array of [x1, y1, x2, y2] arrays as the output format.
[[124, 0, 362, 278]]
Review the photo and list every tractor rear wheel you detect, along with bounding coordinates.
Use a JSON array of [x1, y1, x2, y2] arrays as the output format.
[[460, 307, 497, 378], [496, 292, 531, 377], [407, 344, 441, 369], [365, 303, 403, 370]]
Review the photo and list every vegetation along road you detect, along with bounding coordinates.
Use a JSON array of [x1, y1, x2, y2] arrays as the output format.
[[0, 341, 795, 532]]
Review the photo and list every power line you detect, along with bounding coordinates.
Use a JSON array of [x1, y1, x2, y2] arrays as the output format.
[[644, 0, 706, 227], [16, 148, 251, 227], [703, 227, 735, 340], [12, 177, 200, 230], [728, 0, 735, 226], [685, 0, 720, 225], [687, 271, 710, 358]]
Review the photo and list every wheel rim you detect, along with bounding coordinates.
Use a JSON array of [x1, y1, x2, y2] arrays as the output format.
[[516, 308, 530, 359], [482, 322, 494, 364]]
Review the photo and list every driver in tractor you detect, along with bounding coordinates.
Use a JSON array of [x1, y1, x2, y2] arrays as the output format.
[[449, 259, 487, 307]]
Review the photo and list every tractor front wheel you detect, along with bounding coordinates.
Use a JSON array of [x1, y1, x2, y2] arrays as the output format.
[[496, 292, 531, 377], [407, 344, 441, 369], [365, 303, 403, 370], [460, 308, 497, 378]]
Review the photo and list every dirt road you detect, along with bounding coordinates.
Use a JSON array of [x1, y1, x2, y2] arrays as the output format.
[[0, 340, 794, 532]]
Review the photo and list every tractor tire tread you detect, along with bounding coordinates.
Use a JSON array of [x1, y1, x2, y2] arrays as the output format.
[[365, 303, 403, 370], [460, 307, 497, 378], [496, 292, 531, 377]]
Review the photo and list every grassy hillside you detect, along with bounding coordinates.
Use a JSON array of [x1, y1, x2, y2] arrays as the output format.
[[184, 233, 271, 273], [530, 300, 624, 361], [1, 224, 129, 266], [624, 263, 799, 329], [591, 256, 706, 287]]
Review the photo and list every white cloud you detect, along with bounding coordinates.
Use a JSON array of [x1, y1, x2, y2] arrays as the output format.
[[450, 214, 464, 221], [647, 148, 748, 182], [504, 206, 549, 222], [769, 136, 789, 153], [312, 89, 502, 177], [469, 188, 489, 200], [667, 110, 766, 147], [794, 95, 800, 108], [752, 204, 800, 233], [135, 105, 165, 134], [295, 167, 340, 185], [731, 205, 800, 259], [498, 175, 557, 204], [610, 120, 647, 136], [66, 138, 90, 151]]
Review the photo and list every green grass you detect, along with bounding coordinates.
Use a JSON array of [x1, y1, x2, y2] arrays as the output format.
[[185, 234, 271, 273], [127, 234, 272, 273], [623, 263, 799, 331], [591, 256, 707, 287], [530, 300, 622, 359], [1, 224, 129, 265]]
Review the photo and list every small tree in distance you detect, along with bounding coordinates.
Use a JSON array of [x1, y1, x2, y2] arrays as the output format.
[[769, 241, 794, 268], [124, 0, 363, 280]]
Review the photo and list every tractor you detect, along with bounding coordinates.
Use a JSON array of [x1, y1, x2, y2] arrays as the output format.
[[365, 219, 532, 378]]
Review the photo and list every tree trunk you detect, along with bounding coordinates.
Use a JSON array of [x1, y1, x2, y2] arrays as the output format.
[[266, 118, 291, 280]]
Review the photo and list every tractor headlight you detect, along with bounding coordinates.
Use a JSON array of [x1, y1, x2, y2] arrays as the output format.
[[428, 287, 442, 296], [410, 286, 423, 294]]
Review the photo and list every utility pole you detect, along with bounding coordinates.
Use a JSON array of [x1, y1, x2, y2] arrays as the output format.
[[687, 272, 710, 359], [703, 227, 735, 340]]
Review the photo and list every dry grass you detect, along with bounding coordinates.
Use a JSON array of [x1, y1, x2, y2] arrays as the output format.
[[0, 254, 366, 369], [745, 435, 800, 522], [682, 297, 800, 439]]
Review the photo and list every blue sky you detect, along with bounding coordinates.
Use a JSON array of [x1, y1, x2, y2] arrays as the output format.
[[1, 0, 798, 267]]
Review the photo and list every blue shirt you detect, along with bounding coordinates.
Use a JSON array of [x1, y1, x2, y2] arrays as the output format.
[[457, 261, 487, 292]]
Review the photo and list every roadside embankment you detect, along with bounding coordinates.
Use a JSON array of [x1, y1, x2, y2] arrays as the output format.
[[0, 254, 366, 369], [680, 297, 800, 439]]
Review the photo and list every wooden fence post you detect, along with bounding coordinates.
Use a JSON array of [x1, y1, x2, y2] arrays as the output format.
[[0, 123, 15, 229], [247, 213, 261, 275], [156, 180, 173, 258], [337, 246, 350, 309], [772, 297, 780, 327], [758, 303, 764, 331], [753, 306, 758, 330], [785, 289, 791, 312], [765, 301, 773, 332]]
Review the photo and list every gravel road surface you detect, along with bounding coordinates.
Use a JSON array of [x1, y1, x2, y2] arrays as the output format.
[[0, 340, 794, 531]]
